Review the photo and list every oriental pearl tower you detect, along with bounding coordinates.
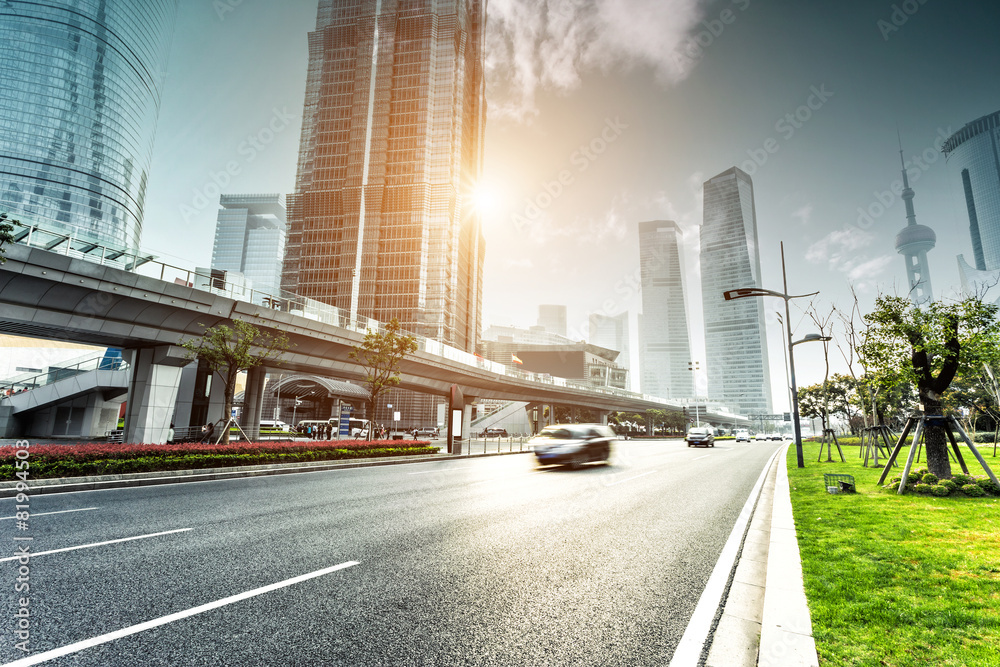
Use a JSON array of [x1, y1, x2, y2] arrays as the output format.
[[894, 143, 936, 306]]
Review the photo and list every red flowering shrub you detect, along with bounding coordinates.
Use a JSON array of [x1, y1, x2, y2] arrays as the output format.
[[0, 439, 437, 479]]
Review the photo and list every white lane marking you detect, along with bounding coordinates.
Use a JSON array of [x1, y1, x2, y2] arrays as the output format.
[[0, 561, 360, 667], [693, 455, 712, 461], [668, 446, 784, 667], [604, 470, 658, 486], [0, 529, 191, 562], [0, 507, 98, 521]]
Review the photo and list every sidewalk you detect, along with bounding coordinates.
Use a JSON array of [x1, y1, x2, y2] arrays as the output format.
[[705, 442, 819, 667]]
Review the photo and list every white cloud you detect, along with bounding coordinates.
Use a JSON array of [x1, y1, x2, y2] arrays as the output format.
[[485, 0, 709, 121], [805, 228, 874, 264], [504, 257, 535, 270], [845, 255, 895, 282], [805, 228, 894, 288], [791, 204, 813, 225]]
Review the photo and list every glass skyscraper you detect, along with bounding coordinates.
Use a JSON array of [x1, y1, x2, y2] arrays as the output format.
[[700, 167, 772, 416], [0, 1, 177, 253], [282, 0, 487, 353], [943, 110, 1000, 271], [212, 194, 287, 298], [638, 220, 693, 399]]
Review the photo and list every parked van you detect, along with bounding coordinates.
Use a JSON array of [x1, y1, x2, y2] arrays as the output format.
[[259, 420, 290, 432]]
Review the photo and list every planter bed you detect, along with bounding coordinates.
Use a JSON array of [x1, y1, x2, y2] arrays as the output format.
[[0, 439, 438, 479]]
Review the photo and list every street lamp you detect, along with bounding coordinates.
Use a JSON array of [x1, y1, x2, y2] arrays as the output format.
[[688, 361, 700, 426], [722, 242, 822, 468]]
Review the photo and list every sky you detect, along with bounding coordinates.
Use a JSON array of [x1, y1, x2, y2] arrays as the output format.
[[141, 0, 1000, 413]]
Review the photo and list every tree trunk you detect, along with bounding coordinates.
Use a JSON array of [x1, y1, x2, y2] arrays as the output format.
[[921, 396, 952, 479], [222, 369, 237, 447]]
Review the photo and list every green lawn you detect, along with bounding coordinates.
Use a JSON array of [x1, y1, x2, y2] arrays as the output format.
[[788, 442, 1000, 667]]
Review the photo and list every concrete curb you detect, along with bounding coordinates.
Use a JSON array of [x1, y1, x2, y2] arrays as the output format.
[[0, 449, 531, 497], [758, 443, 819, 667], [703, 442, 819, 667]]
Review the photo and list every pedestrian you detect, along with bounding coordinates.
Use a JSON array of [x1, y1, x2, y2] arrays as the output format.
[[167, 423, 175, 444], [200, 422, 215, 443]]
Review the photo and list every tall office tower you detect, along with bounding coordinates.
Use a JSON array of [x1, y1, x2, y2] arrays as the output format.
[[0, 1, 177, 253], [638, 220, 693, 399], [282, 0, 487, 353], [700, 168, 772, 416], [589, 311, 631, 389], [538, 304, 568, 338], [893, 147, 935, 306], [212, 194, 287, 297], [943, 110, 1000, 271]]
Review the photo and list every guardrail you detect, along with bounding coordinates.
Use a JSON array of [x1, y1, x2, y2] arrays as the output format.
[[1, 355, 128, 399], [8, 222, 739, 416]]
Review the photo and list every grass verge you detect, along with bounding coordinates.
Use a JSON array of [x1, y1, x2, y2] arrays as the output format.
[[789, 442, 1000, 667]]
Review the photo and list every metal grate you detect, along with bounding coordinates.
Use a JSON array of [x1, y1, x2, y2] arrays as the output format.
[[823, 473, 856, 494]]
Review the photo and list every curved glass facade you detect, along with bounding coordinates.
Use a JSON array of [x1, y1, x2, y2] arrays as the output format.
[[0, 1, 177, 252], [943, 110, 1000, 271]]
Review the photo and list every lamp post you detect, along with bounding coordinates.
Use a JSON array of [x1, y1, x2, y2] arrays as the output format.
[[688, 361, 700, 426], [722, 242, 822, 468], [775, 313, 792, 421]]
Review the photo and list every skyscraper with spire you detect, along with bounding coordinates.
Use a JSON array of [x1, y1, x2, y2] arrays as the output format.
[[894, 141, 936, 306]]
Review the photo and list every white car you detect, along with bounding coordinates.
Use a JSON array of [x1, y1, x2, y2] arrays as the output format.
[[735, 430, 751, 442]]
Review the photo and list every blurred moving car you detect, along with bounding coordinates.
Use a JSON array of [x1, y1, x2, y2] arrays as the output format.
[[686, 426, 715, 448], [480, 427, 508, 438], [530, 424, 615, 468], [735, 430, 751, 442]]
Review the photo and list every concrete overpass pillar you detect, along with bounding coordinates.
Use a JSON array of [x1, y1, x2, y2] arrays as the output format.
[[448, 385, 476, 455], [123, 346, 189, 444], [241, 366, 266, 441]]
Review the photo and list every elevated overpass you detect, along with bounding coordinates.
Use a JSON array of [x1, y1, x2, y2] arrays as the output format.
[[0, 230, 749, 442]]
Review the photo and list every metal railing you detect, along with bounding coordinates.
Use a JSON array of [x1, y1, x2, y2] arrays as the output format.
[[8, 221, 722, 414], [1, 353, 128, 399]]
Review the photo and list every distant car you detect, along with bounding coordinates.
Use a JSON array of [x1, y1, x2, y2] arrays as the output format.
[[412, 427, 440, 438], [755, 433, 768, 441], [771, 434, 783, 441], [735, 430, 751, 442], [686, 427, 715, 448], [530, 424, 615, 468], [480, 427, 508, 438]]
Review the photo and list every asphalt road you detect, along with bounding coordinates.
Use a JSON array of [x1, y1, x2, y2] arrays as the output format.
[[1, 439, 781, 666]]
